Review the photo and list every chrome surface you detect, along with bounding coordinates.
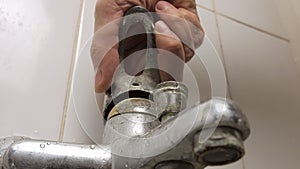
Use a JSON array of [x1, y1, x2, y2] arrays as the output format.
[[154, 81, 188, 122], [1, 138, 111, 169], [105, 112, 160, 137], [154, 161, 195, 169], [138, 98, 250, 169], [0, 136, 28, 168]]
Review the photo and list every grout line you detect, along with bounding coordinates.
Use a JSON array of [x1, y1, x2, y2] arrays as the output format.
[[197, 4, 214, 13], [217, 12, 290, 42], [211, 0, 233, 99], [197, 4, 291, 43], [58, 0, 85, 142], [242, 158, 246, 169]]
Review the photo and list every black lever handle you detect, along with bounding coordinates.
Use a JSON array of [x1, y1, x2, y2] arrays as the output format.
[[118, 6, 159, 72]]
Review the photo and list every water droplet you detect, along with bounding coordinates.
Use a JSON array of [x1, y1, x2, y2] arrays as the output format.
[[125, 163, 129, 168], [46, 142, 51, 145], [40, 143, 45, 148], [89, 145, 95, 149], [34, 130, 39, 134]]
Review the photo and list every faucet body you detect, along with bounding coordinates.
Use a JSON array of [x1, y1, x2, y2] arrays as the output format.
[[0, 98, 250, 169]]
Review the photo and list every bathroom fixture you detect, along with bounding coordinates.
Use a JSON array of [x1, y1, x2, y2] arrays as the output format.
[[0, 98, 249, 169], [0, 6, 250, 169]]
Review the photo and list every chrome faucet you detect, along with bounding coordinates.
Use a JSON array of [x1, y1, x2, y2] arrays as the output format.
[[0, 6, 250, 169]]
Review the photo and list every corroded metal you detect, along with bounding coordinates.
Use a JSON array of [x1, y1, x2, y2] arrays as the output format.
[[154, 81, 188, 122], [194, 128, 245, 166]]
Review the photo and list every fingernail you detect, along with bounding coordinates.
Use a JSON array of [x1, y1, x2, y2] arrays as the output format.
[[155, 21, 171, 34], [156, 1, 171, 11]]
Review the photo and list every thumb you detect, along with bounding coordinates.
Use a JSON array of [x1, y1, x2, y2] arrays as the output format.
[[155, 21, 185, 81]]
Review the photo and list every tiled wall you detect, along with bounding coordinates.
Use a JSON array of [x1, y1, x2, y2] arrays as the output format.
[[1, 0, 299, 169], [0, 0, 82, 140]]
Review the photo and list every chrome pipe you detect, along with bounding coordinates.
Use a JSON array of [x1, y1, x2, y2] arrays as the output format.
[[0, 137, 111, 169]]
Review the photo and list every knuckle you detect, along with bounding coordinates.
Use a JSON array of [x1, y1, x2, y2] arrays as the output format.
[[184, 45, 195, 62], [165, 39, 183, 52], [193, 28, 205, 47]]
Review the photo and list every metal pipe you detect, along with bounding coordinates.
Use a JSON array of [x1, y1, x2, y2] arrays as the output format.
[[0, 138, 111, 169]]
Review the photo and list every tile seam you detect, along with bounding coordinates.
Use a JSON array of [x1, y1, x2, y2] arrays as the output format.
[[242, 158, 246, 169], [58, 0, 85, 142], [210, 0, 233, 99], [197, 4, 290, 43]]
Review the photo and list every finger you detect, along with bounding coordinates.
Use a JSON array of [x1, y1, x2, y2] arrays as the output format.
[[93, 18, 148, 92], [94, 0, 124, 30], [166, 0, 203, 37], [92, 20, 120, 93], [155, 20, 185, 81], [93, 33, 147, 93], [93, 0, 159, 93], [167, 0, 198, 14], [95, 0, 159, 29], [95, 46, 119, 93], [155, 1, 204, 61], [178, 7, 204, 48]]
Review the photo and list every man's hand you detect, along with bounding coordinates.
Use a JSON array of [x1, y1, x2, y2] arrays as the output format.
[[93, 0, 204, 93]]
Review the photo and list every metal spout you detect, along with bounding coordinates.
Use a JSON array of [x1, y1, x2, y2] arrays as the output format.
[[0, 137, 111, 169]]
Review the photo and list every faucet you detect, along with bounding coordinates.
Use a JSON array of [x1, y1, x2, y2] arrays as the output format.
[[0, 6, 250, 169]]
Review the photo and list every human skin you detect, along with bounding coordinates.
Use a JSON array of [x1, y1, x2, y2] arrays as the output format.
[[92, 0, 204, 93]]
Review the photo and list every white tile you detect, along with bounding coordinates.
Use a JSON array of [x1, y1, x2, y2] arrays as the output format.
[[215, 0, 289, 40], [78, 0, 97, 50], [219, 15, 300, 169], [62, 93, 94, 144], [197, 8, 221, 57], [62, 38, 105, 144], [186, 7, 220, 102], [274, 0, 300, 74], [0, 0, 81, 140], [206, 160, 244, 169], [63, 0, 100, 143], [196, 0, 214, 10], [188, 7, 230, 101]]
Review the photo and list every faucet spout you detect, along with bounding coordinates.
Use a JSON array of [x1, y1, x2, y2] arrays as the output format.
[[0, 137, 111, 169]]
